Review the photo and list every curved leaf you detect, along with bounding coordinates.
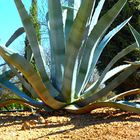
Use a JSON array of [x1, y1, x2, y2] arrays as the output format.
[[0, 81, 43, 106], [5, 27, 25, 47], [65, 101, 140, 114], [64, 0, 74, 41], [85, 64, 131, 93], [0, 46, 66, 109], [0, 99, 42, 109], [62, 0, 95, 103], [77, 0, 127, 96], [76, 18, 131, 97], [81, 64, 140, 104], [48, 0, 65, 91], [129, 23, 140, 48], [106, 88, 140, 102], [85, 43, 138, 95], [90, 17, 131, 77], [14, 0, 48, 84], [88, 0, 105, 34]]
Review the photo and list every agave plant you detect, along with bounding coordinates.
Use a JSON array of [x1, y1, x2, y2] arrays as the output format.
[[1, 0, 140, 114]]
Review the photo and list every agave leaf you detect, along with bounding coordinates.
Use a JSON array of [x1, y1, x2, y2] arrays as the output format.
[[85, 43, 138, 95], [88, 0, 105, 34], [101, 65, 130, 84], [0, 70, 15, 81], [48, 0, 65, 91], [129, 23, 140, 48], [5, 27, 25, 47], [76, 18, 131, 97], [1, 57, 38, 99], [6, 64, 38, 98], [117, 100, 140, 108], [14, 0, 49, 84], [81, 64, 140, 104], [65, 101, 140, 114], [91, 17, 131, 65], [0, 46, 66, 109], [3, 27, 37, 97], [0, 99, 43, 109], [106, 88, 140, 102], [73, 0, 82, 18], [62, 0, 96, 103], [77, 0, 127, 96], [0, 63, 6, 67], [85, 64, 131, 93], [65, 0, 74, 41], [0, 81, 42, 106]]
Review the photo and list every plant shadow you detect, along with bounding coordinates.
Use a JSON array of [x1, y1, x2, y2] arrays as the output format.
[[31, 108, 140, 139], [0, 108, 140, 140]]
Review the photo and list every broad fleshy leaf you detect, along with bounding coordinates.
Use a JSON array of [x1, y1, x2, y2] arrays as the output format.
[[85, 43, 138, 95], [5, 27, 25, 47], [65, 101, 140, 114], [0, 99, 43, 109], [64, 0, 74, 41], [62, 0, 96, 103], [48, 0, 65, 91], [88, 0, 105, 34], [76, 18, 131, 97], [0, 46, 66, 109], [76, 0, 127, 97], [81, 64, 140, 104], [106, 88, 140, 102], [0, 81, 43, 106], [129, 24, 140, 48], [85, 64, 131, 93], [14, 0, 49, 84]]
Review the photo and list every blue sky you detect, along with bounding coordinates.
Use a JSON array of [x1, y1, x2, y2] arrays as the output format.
[[0, 1, 32, 66], [0, 1, 31, 46]]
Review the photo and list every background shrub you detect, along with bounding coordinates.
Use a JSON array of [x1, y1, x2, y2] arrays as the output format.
[[98, 0, 140, 95]]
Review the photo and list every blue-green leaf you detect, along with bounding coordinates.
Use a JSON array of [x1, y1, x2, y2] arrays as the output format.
[[106, 88, 140, 102], [86, 43, 137, 94], [81, 64, 140, 104], [5, 27, 25, 47], [76, 0, 128, 97], [0, 45, 66, 109], [62, 0, 96, 103], [14, 0, 49, 84], [89, 0, 105, 34], [129, 23, 140, 48], [0, 81, 43, 106], [48, 0, 65, 91], [65, 101, 140, 114]]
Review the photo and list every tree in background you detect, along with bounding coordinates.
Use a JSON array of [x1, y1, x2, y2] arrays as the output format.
[[25, 0, 41, 62], [98, 0, 140, 96], [99, 0, 140, 69], [23, 0, 41, 97]]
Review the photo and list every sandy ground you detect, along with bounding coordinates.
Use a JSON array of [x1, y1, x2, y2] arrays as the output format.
[[0, 108, 140, 140]]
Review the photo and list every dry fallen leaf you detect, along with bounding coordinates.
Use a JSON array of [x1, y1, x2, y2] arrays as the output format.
[[21, 120, 38, 130], [28, 120, 38, 126], [21, 121, 31, 130]]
